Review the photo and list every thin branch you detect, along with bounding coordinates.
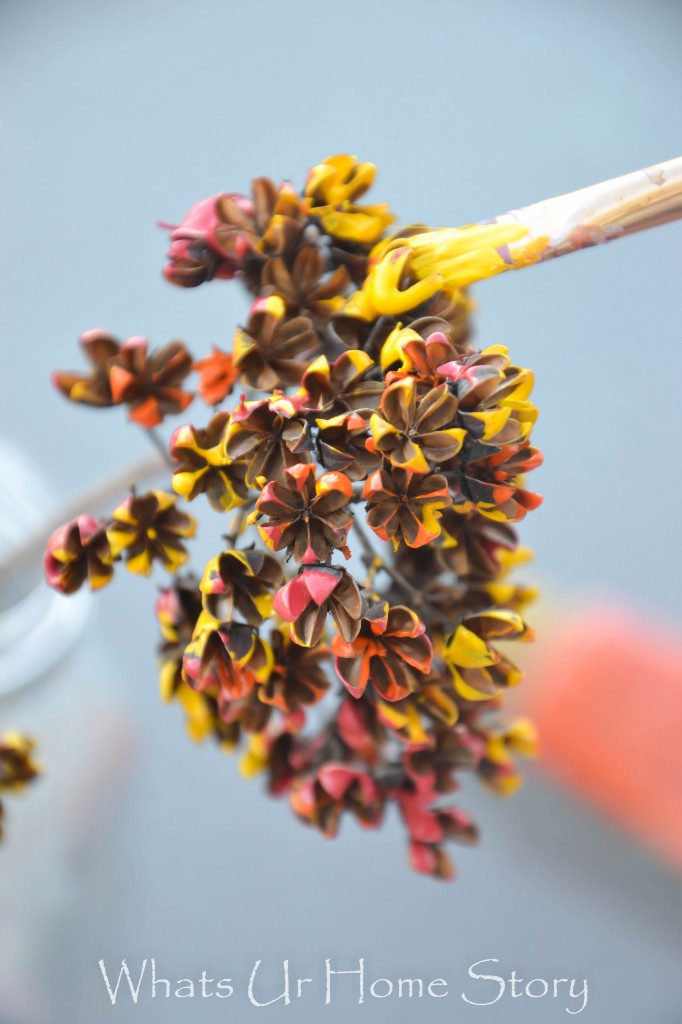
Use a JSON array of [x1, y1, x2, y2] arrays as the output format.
[[222, 502, 255, 549], [144, 426, 175, 468], [351, 517, 424, 607]]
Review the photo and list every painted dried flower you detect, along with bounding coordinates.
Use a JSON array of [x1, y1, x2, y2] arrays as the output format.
[[444, 609, 534, 701], [107, 490, 196, 575], [453, 439, 543, 521], [0, 732, 40, 842], [364, 467, 450, 549], [304, 154, 395, 245], [233, 294, 319, 390], [400, 789, 478, 880], [156, 577, 203, 701], [199, 548, 284, 626], [438, 508, 518, 579], [107, 336, 194, 428], [368, 377, 465, 474], [332, 602, 433, 703], [170, 412, 248, 512], [404, 726, 483, 794], [262, 245, 351, 321], [273, 565, 364, 647], [163, 179, 307, 287], [478, 718, 539, 795], [290, 763, 384, 838], [44, 514, 114, 593], [211, 178, 308, 269], [193, 346, 239, 406], [258, 627, 331, 715], [379, 318, 464, 377], [183, 612, 273, 705], [316, 411, 381, 481], [301, 350, 384, 416], [225, 393, 311, 487], [52, 329, 121, 407], [254, 463, 353, 564], [162, 192, 249, 287], [0, 733, 40, 792], [155, 580, 238, 749]]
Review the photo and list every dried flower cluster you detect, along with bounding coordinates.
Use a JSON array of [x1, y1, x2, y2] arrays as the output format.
[[46, 155, 542, 878]]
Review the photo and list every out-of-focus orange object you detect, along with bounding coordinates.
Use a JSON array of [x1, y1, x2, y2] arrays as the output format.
[[528, 607, 682, 869]]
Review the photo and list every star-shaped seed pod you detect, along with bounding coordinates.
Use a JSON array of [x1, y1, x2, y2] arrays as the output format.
[[157, 579, 242, 745], [0, 733, 40, 792], [213, 178, 308, 269], [253, 463, 353, 564], [437, 508, 519, 580], [290, 763, 384, 839], [43, 514, 115, 594], [379, 319, 456, 376], [162, 192, 251, 287], [364, 467, 450, 549], [261, 245, 351, 322], [225, 393, 311, 488], [399, 789, 478, 880], [441, 346, 538, 449], [163, 180, 308, 288], [258, 627, 331, 715], [301, 350, 384, 416], [404, 725, 484, 794], [199, 548, 284, 627], [273, 565, 365, 647], [107, 336, 194, 428], [193, 346, 239, 406], [443, 608, 534, 701], [382, 333, 538, 456], [316, 411, 380, 481], [368, 377, 465, 474], [52, 329, 121, 407], [331, 602, 433, 703], [170, 412, 248, 512], [453, 440, 543, 522], [0, 732, 40, 843], [107, 490, 196, 575], [304, 154, 395, 246], [233, 295, 319, 390], [155, 577, 203, 701], [478, 718, 538, 795], [182, 612, 273, 704]]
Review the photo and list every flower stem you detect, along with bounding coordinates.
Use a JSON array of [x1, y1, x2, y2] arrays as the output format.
[[144, 426, 174, 469]]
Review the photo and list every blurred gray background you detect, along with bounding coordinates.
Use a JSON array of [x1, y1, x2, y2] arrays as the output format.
[[1, 0, 681, 1021]]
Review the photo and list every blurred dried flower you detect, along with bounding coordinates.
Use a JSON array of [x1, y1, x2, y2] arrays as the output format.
[[44, 514, 114, 593], [193, 346, 239, 406]]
